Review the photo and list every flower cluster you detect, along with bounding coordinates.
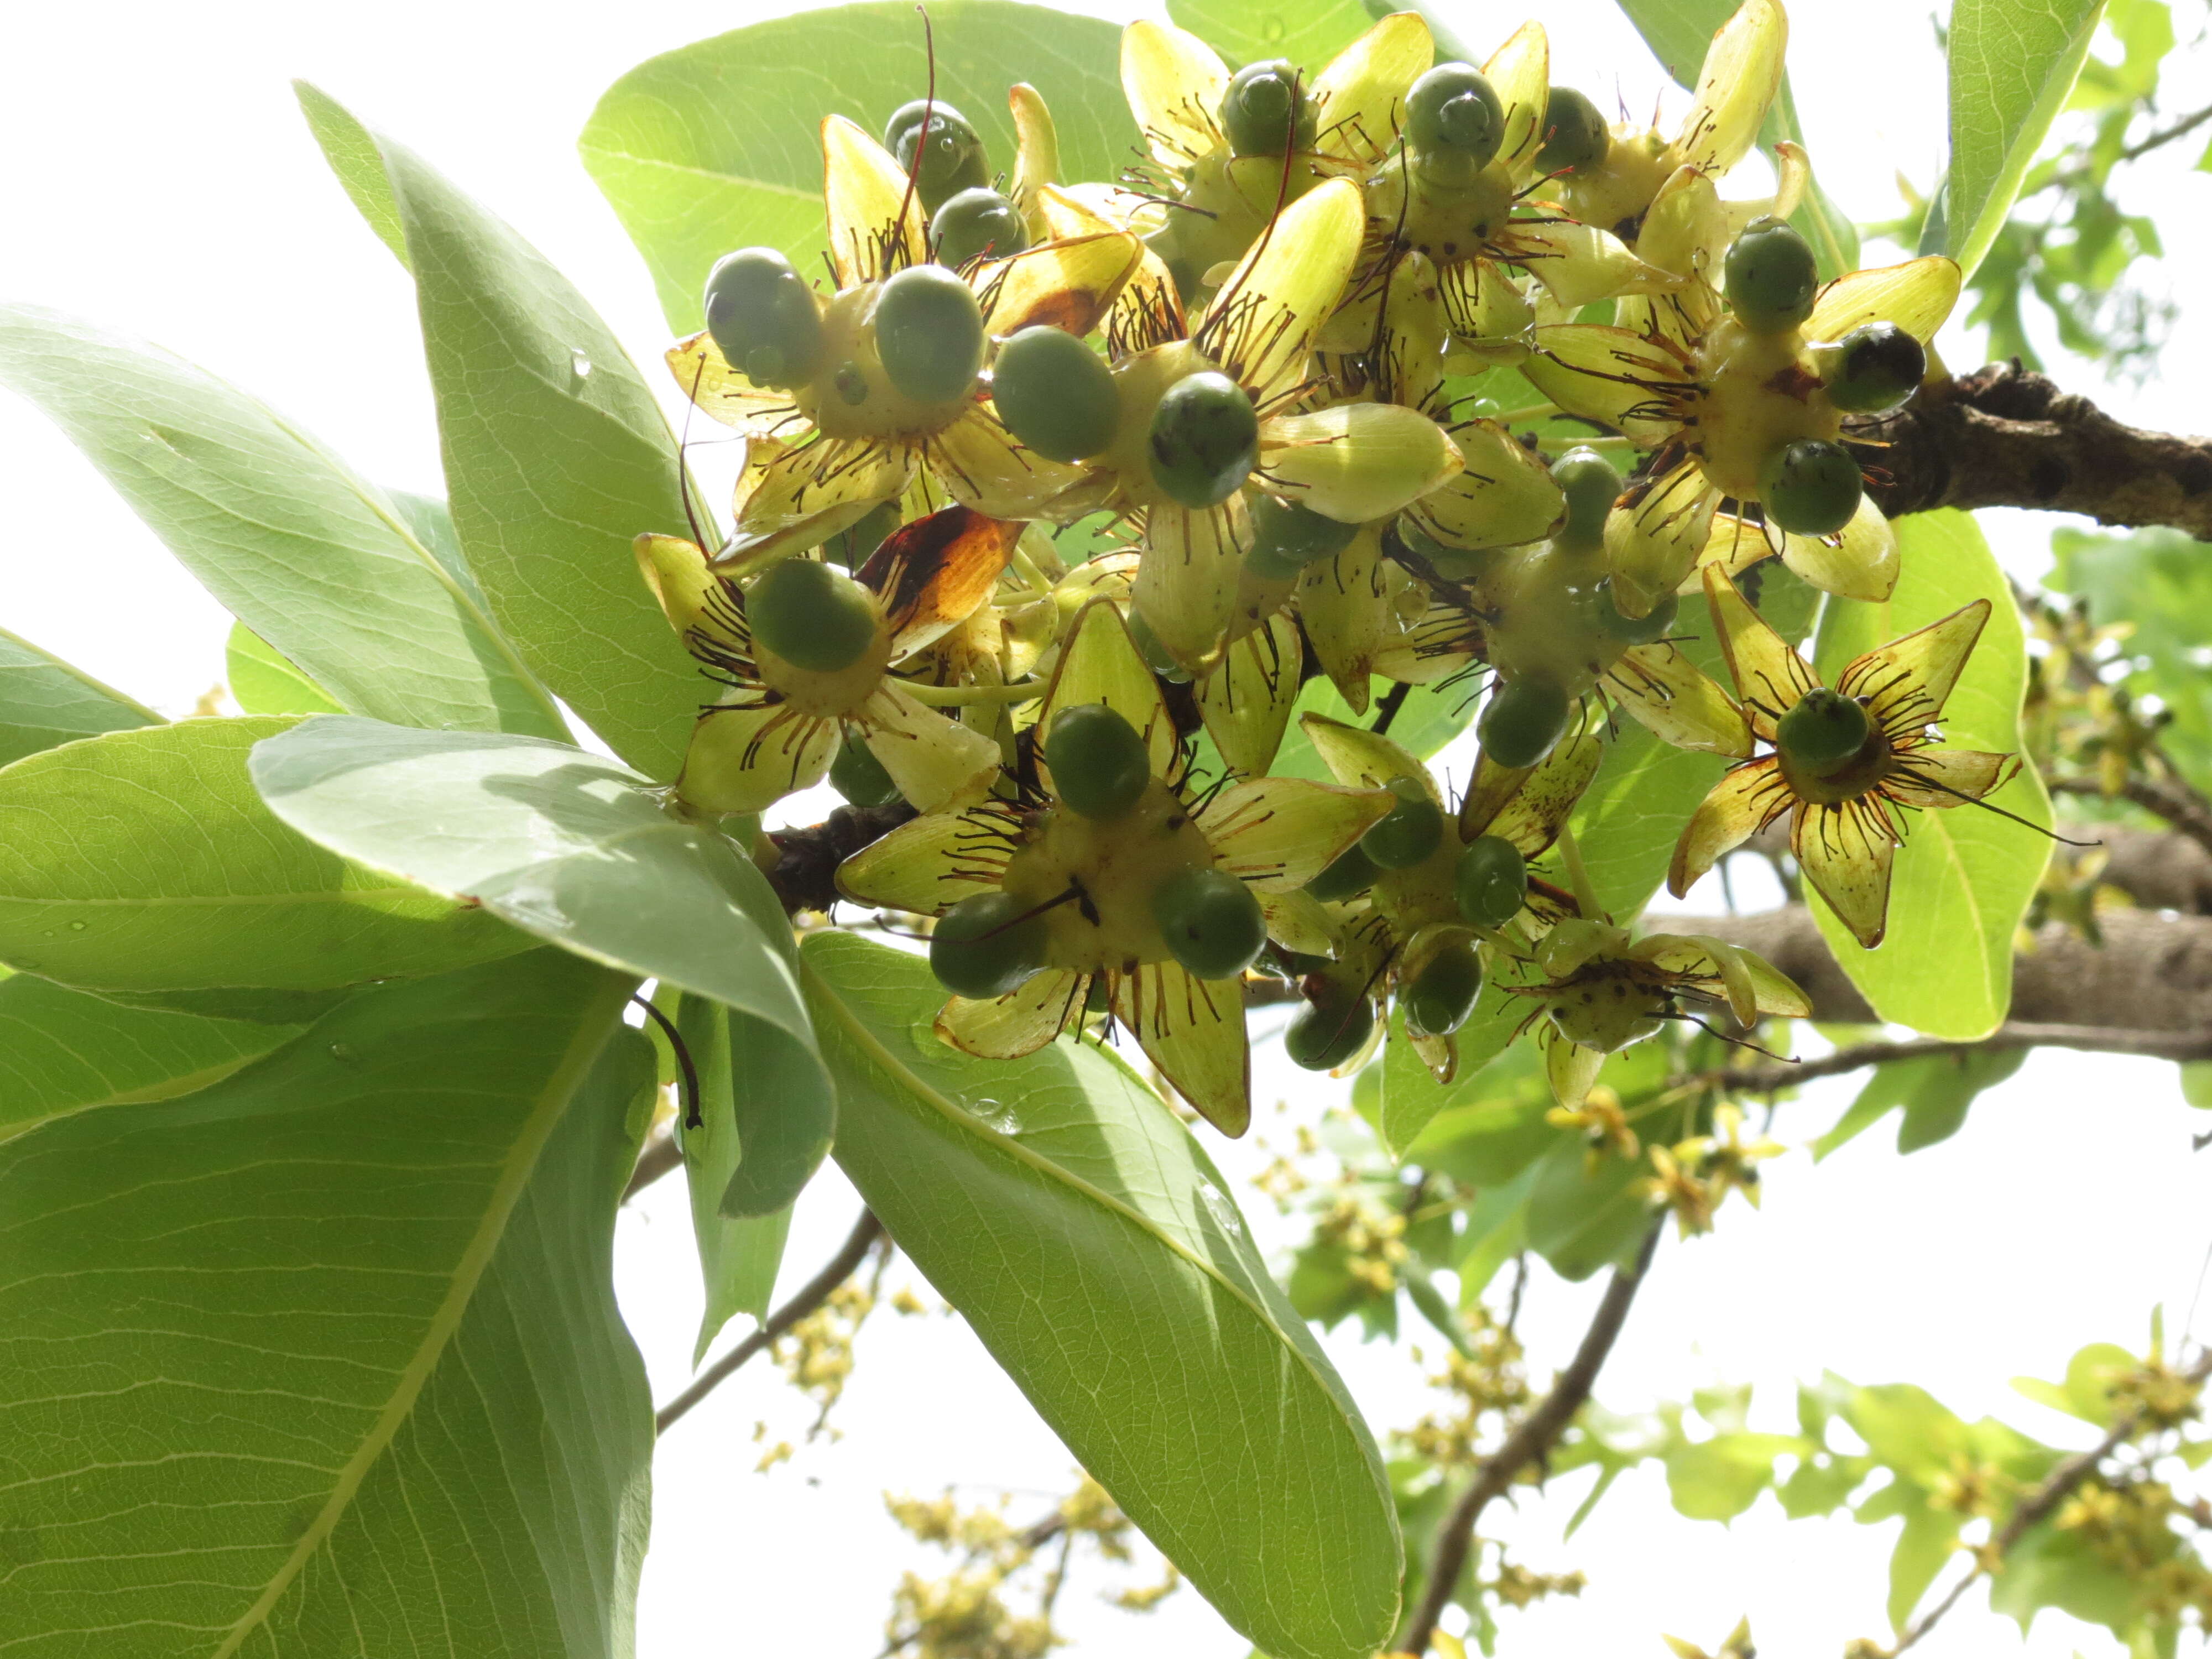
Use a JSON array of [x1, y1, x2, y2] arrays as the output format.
[[637, 0, 2033, 1134]]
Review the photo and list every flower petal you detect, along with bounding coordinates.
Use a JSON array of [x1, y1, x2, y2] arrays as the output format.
[[1008, 82, 1061, 229], [1259, 401, 1464, 523], [634, 533, 722, 642], [1667, 758, 1791, 898], [975, 230, 1143, 338], [1295, 711, 1430, 791], [729, 434, 914, 559], [1541, 1023, 1605, 1111], [860, 506, 1024, 661], [822, 114, 925, 287], [1197, 178, 1366, 404], [1510, 218, 1674, 309], [1882, 747, 2021, 810], [857, 682, 1003, 812], [1608, 457, 1719, 615], [1805, 256, 1963, 346], [1473, 728, 1604, 854], [1034, 186, 1188, 355], [836, 801, 1027, 915], [1196, 610, 1302, 776], [1407, 420, 1564, 550], [1121, 19, 1229, 169], [1701, 564, 1820, 739], [1132, 497, 1248, 672], [1521, 325, 1687, 445], [1297, 526, 1391, 713], [1777, 492, 1898, 603], [1485, 21, 1551, 175], [938, 969, 1086, 1060], [1609, 641, 1754, 757], [665, 332, 805, 435], [677, 700, 836, 815], [1437, 255, 1537, 359], [927, 403, 1086, 519], [1697, 511, 1780, 582], [1040, 597, 1178, 780], [1202, 773, 1397, 891], [1260, 887, 1340, 958], [1836, 598, 1993, 736], [1113, 959, 1251, 1135], [1675, 0, 1786, 175], [1313, 12, 1433, 168], [1793, 796, 1900, 948]]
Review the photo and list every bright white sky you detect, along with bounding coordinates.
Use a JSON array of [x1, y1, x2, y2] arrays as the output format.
[[3, 2, 2211, 1655]]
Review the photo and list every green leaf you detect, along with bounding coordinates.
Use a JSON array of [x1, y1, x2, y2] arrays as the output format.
[[1386, 1032, 1557, 1185], [1453, 1167, 1535, 1304], [1777, 1454, 1866, 1518], [1884, 1488, 1963, 1632], [673, 992, 803, 1363], [249, 715, 831, 1118], [2183, 1060, 2212, 1108], [2047, 524, 2212, 783], [1168, 0, 1373, 70], [1524, 1135, 1650, 1282], [0, 306, 567, 744], [0, 627, 160, 768], [1665, 1431, 1802, 1522], [2011, 1340, 2140, 1426], [1989, 1517, 2142, 1635], [0, 718, 526, 992], [1811, 511, 2052, 1039], [1844, 1383, 1970, 1485], [303, 89, 706, 780], [0, 972, 300, 1143], [580, 2, 1134, 332], [1946, 0, 2105, 278], [0, 951, 651, 1656], [1376, 990, 1533, 1159], [1812, 1045, 2028, 1159], [225, 622, 343, 717], [294, 79, 411, 267], [1570, 720, 1729, 919], [802, 931, 1402, 1659]]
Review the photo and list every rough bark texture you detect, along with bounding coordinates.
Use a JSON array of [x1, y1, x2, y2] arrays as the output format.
[[1864, 362, 2212, 538]]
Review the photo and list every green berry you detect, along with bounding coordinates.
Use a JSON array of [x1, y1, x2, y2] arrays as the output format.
[[1478, 677, 1572, 769], [1222, 59, 1317, 157], [1360, 777, 1444, 869], [1724, 215, 1819, 334], [1045, 702, 1152, 820], [1305, 842, 1379, 901], [1251, 493, 1358, 571], [1406, 64, 1505, 167], [932, 187, 1029, 268], [1595, 582, 1678, 644], [1148, 371, 1258, 509], [1404, 941, 1485, 1038], [747, 558, 879, 673], [874, 264, 986, 404], [1822, 322, 1926, 415], [1552, 446, 1620, 547], [1760, 439, 1862, 536], [1776, 686, 1872, 773], [930, 891, 1049, 999], [703, 247, 825, 390], [1285, 990, 1376, 1070], [829, 733, 902, 808], [1152, 867, 1267, 980], [885, 101, 991, 214], [1454, 834, 1528, 927], [1126, 611, 1192, 684], [993, 326, 1119, 462], [1538, 87, 1609, 174]]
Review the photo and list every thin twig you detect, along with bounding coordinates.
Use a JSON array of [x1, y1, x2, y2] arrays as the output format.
[[1880, 1349, 2212, 1657], [2050, 772, 2212, 863], [2119, 101, 2212, 164], [1397, 1222, 1662, 1655], [1686, 1023, 2212, 1098], [655, 1209, 888, 1434]]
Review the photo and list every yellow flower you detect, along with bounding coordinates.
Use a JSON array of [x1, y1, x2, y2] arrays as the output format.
[[834, 599, 1393, 1134], [1521, 250, 1961, 615], [669, 116, 1144, 569], [635, 507, 1021, 815], [1668, 566, 2022, 947]]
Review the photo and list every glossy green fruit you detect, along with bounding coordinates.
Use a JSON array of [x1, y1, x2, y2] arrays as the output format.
[[747, 558, 879, 672], [1406, 64, 1505, 166], [1251, 493, 1358, 571], [1478, 677, 1572, 769], [1595, 582, 1678, 644], [1148, 371, 1259, 508], [1305, 842, 1379, 901], [703, 247, 825, 390], [874, 265, 986, 404], [1552, 446, 1620, 547], [1285, 990, 1376, 1071], [930, 890, 1049, 999], [829, 734, 903, 807], [1361, 778, 1445, 869], [1724, 215, 1819, 334], [1538, 87, 1609, 173], [1822, 321, 1927, 415], [1777, 686, 1872, 771], [932, 187, 1029, 268], [1404, 941, 1484, 1038], [1454, 834, 1528, 927], [1126, 610, 1192, 684], [1152, 867, 1267, 980], [1222, 59, 1317, 157], [822, 500, 901, 568], [1761, 439, 1863, 536], [993, 326, 1119, 462], [886, 101, 991, 213], [1045, 702, 1152, 820]]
